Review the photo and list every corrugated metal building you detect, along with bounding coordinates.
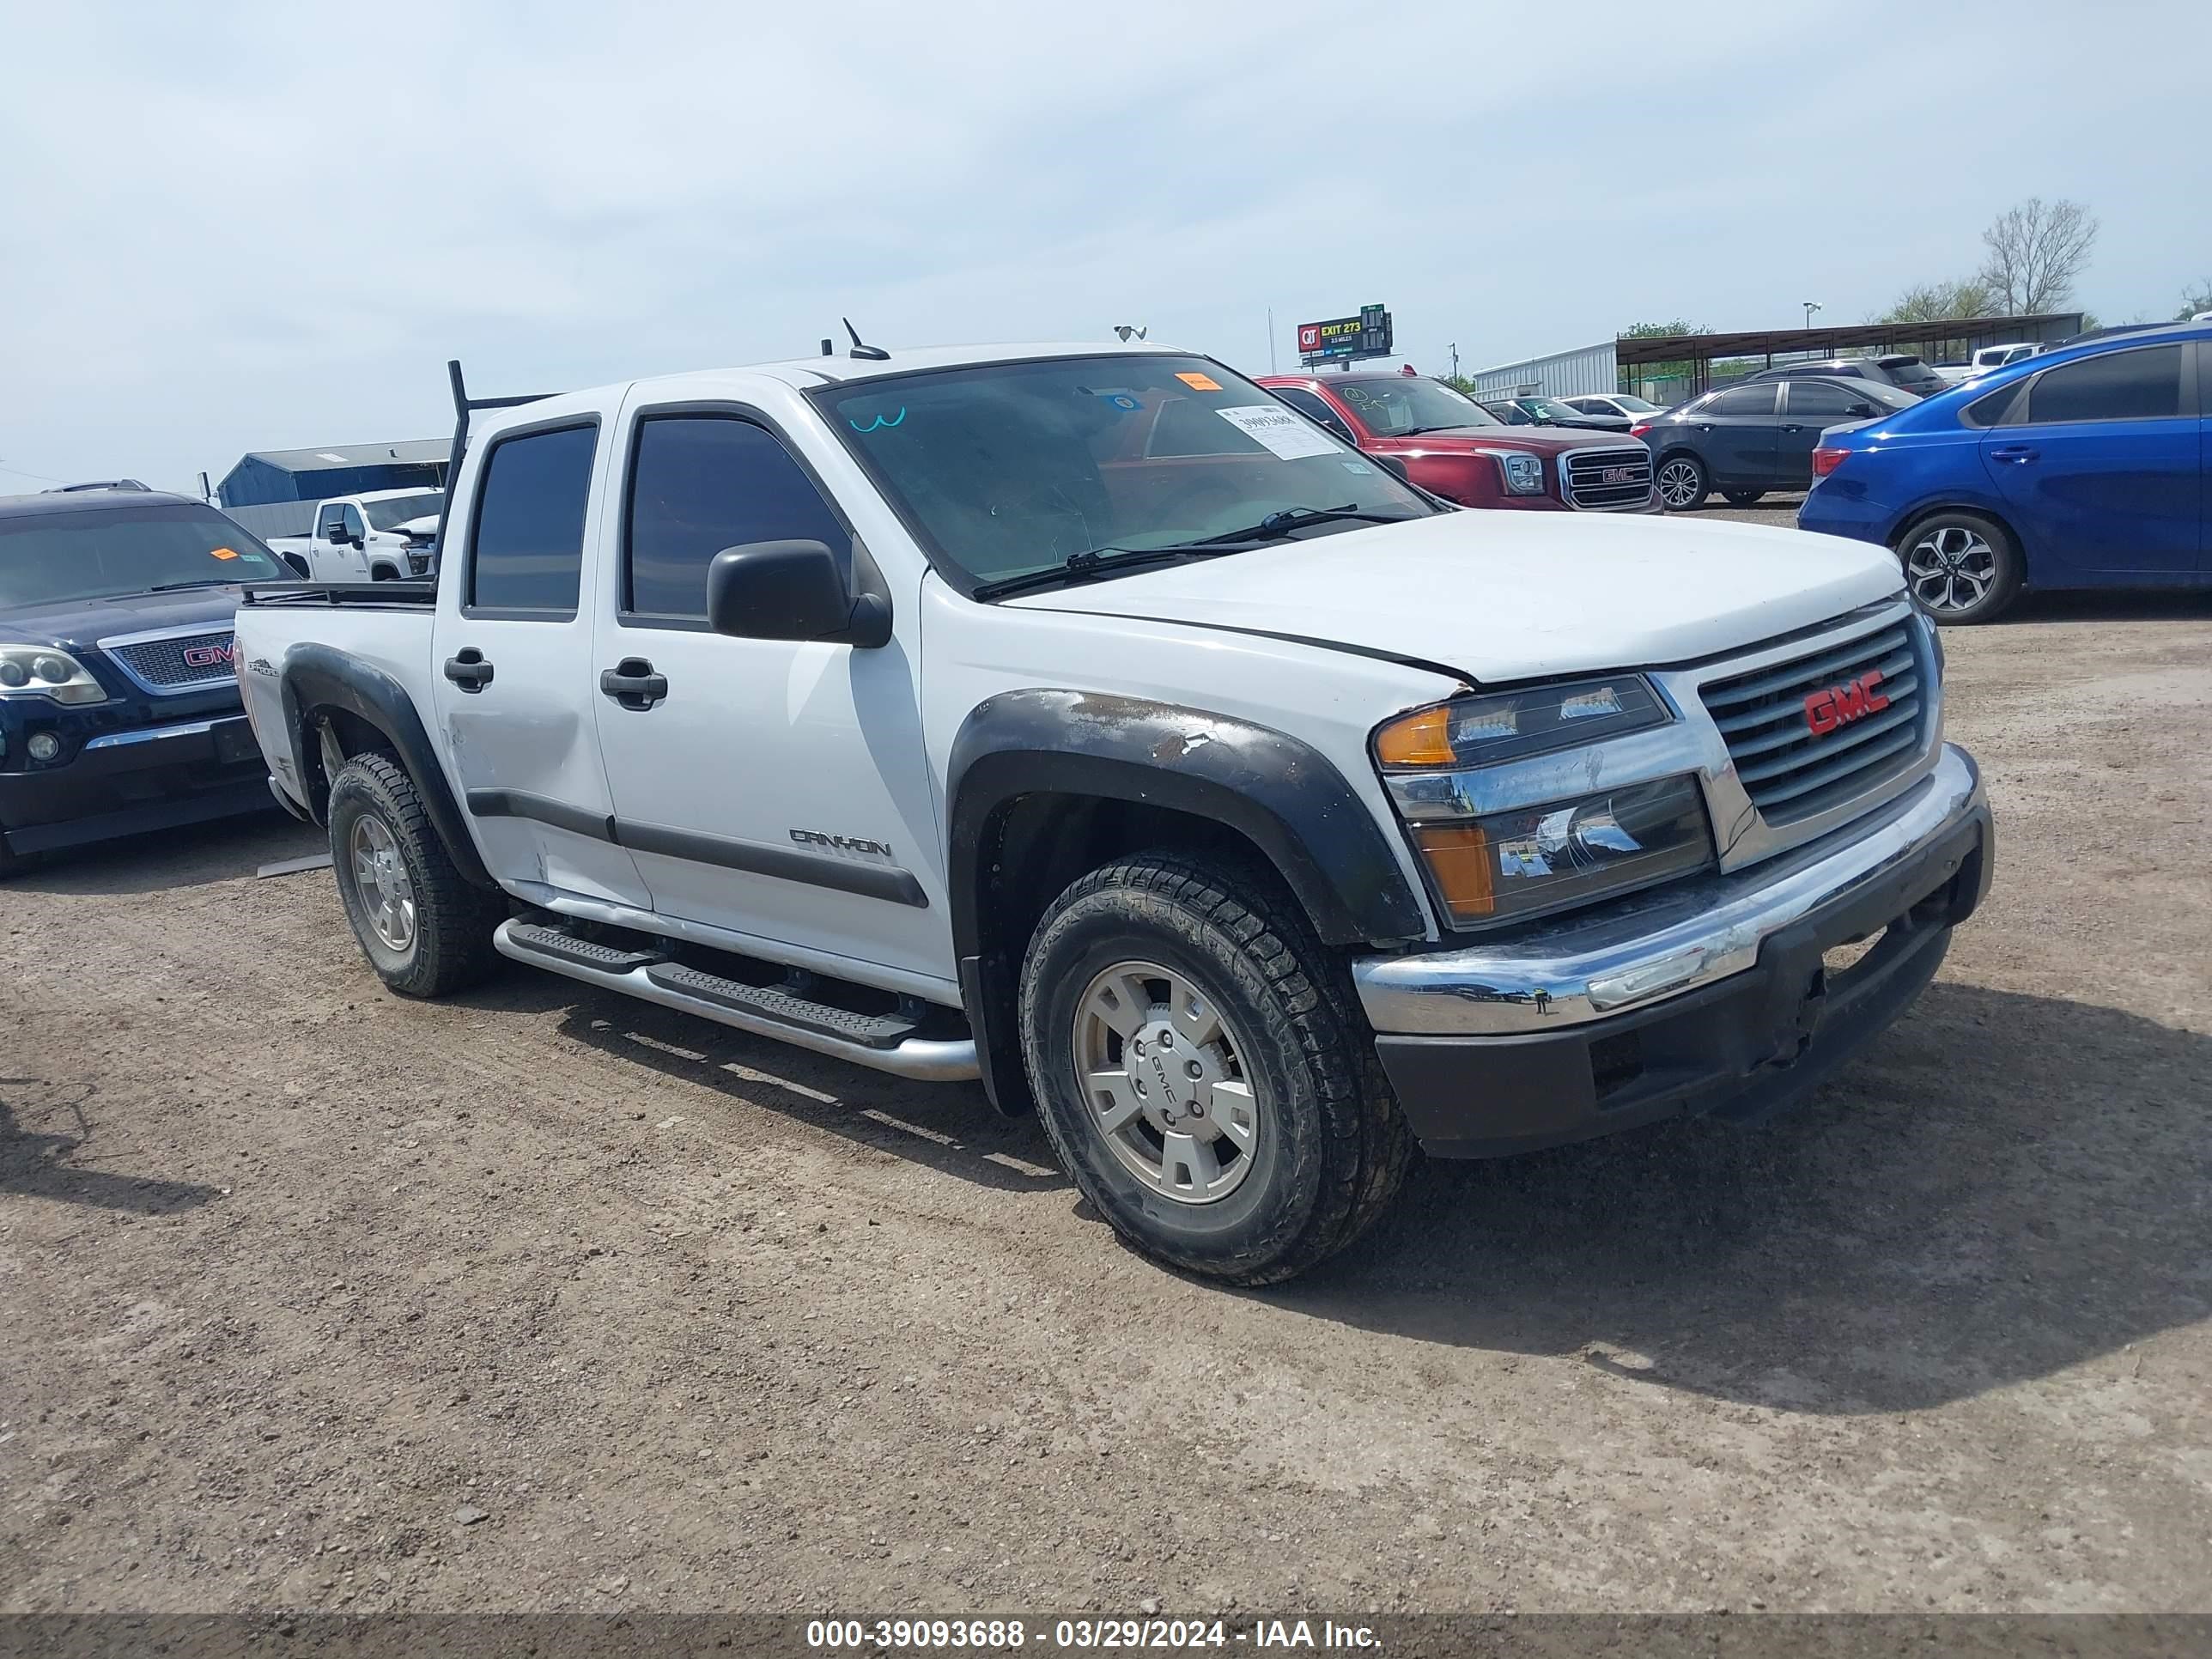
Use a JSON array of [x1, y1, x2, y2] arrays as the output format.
[[218, 438, 448, 510], [1468, 341, 1619, 399]]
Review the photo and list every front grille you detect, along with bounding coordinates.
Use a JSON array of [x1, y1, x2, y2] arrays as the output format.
[[1700, 619, 1923, 823], [104, 630, 235, 692], [1561, 447, 1653, 510]]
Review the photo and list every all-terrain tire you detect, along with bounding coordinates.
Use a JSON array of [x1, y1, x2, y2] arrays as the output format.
[[1018, 851, 1412, 1285], [327, 752, 504, 997]]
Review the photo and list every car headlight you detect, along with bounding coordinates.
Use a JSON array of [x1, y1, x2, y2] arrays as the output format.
[[1406, 776, 1711, 925], [1374, 678, 1711, 927], [0, 645, 106, 704], [1472, 448, 1547, 496]]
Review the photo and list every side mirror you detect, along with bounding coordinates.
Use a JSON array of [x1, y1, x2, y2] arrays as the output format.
[[1848, 402, 1877, 417], [327, 524, 355, 546], [1373, 454, 1412, 484], [705, 540, 890, 648]]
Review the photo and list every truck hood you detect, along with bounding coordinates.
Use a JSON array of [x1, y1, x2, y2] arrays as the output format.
[[1005, 510, 1904, 684], [0, 585, 246, 652], [1394, 424, 1632, 456]]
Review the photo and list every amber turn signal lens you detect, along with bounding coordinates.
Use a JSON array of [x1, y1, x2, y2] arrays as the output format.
[[1411, 823, 1496, 920], [1375, 705, 1455, 768]]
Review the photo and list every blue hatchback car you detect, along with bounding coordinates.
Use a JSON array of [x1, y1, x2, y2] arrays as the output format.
[[1799, 320, 2208, 623]]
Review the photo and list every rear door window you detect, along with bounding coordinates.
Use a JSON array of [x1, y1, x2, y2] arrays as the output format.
[[466, 423, 598, 615], [1783, 381, 1863, 419], [1707, 385, 1778, 417], [2022, 346, 2185, 423]]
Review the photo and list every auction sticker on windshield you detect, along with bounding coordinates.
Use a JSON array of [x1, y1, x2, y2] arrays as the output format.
[[1214, 404, 1340, 460]]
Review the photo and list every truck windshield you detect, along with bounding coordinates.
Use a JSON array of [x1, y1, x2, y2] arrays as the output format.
[[817, 355, 1435, 591], [1338, 377, 1502, 435], [0, 503, 288, 606], [362, 493, 446, 532]]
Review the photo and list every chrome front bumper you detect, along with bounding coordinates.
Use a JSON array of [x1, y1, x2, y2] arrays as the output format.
[[1354, 742, 1988, 1036]]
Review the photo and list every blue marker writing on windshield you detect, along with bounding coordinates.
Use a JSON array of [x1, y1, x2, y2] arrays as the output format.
[[849, 408, 906, 433]]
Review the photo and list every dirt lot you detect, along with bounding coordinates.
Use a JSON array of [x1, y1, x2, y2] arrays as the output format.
[[5, 562, 2210, 1617]]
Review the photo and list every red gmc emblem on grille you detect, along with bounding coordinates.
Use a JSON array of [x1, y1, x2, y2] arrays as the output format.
[[1804, 670, 1888, 735], [1600, 465, 1634, 485], [182, 641, 235, 669]]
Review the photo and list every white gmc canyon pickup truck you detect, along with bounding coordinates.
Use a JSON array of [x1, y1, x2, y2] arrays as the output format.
[[234, 340, 1993, 1284]]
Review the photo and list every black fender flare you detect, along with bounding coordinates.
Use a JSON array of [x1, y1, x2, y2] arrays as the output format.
[[946, 690, 1426, 1113], [279, 643, 497, 890]]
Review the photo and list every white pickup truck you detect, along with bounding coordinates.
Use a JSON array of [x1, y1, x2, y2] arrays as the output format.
[[266, 489, 444, 583], [234, 339, 1993, 1284]]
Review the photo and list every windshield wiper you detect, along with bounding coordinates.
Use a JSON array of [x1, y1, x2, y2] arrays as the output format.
[[1394, 423, 1475, 437], [970, 544, 1242, 602], [143, 577, 240, 592], [1190, 503, 1414, 546]]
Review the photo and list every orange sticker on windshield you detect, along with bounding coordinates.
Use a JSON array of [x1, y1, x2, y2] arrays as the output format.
[[210, 546, 240, 560], [1175, 372, 1223, 392]]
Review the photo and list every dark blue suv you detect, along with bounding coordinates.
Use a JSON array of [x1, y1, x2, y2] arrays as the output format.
[[0, 486, 291, 871], [1799, 321, 2208, 623]]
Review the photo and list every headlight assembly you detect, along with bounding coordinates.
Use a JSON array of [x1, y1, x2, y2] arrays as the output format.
[[1474, 447, 1547, 497], [0, 645, 106, 704], [1375, 678, 1711, 928], [1408, 775, 1711, 925]]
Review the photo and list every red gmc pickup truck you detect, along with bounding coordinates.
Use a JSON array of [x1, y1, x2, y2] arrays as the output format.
[[1259, 372, 1656, 514]]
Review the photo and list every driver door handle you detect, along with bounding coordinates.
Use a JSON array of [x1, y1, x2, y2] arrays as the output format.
[[599, 657, 668, 710], [442, 648, 494, 691], [1990, 444, 2040, 464]]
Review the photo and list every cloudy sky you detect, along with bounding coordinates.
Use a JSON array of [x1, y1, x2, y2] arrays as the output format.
[[4, 0, 2207, 493]]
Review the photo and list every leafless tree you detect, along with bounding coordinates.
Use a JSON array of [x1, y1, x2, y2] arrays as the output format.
[[1978, 198, 2100, 316], [2179, 278, 2212, 320]]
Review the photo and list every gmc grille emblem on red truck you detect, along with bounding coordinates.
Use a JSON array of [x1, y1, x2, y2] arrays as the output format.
[[1601, 465, 1633, 485], [1803, 670, 1889, 736], [182, 641, 235, 669]]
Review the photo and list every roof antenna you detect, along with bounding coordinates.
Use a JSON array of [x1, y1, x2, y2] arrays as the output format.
[[842, 318, 890, 362]]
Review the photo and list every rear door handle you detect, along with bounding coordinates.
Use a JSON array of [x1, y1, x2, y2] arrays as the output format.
[[442, 648, 493, 691], [1990, 445, 2040, 464], [599, 657, 668, 710]]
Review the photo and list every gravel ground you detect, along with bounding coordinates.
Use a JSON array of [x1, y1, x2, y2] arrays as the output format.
[[4, 576, 2210, 1618]]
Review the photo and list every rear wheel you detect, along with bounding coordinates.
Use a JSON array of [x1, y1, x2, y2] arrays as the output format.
[[1721, 489, 1766, 507], [1896, 510, 2023, 624], [327, 752, 504, 996], [1018, 851, 1410, 1285], [1656, 453, 1708, 510]]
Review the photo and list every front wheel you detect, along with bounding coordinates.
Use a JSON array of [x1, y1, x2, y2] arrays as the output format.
[[327, 752, 505, 997], [1656, 453, 1708, 510], [1897, 511, 2023, 623], [1018, 853, 1410, 1285]]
